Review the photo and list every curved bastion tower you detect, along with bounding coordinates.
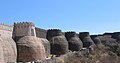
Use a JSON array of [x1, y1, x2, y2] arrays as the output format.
[[13, 22, 46, 62]]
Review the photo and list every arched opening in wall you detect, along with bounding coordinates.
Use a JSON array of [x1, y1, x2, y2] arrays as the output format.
[[31, 29, 34, 36]]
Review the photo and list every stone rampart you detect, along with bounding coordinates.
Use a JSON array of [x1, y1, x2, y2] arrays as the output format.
[[0, 23, 13, 37], [13, 22, 36, 42]]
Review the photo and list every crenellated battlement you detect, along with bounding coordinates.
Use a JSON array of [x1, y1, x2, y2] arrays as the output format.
[[47, 29, 62, 35], [46, 29, 63, 40], [65, 31, 76, 34], [13, 22, 36, 40], [14, 22, 35, 29], [65, 31, 77, 38], [47, 29, 61, 31], [79, 32, 90, 38]]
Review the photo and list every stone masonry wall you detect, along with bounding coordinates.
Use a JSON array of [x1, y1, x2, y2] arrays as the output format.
[[0, 23, 13, 37], [13, 22, 36, 37], [35, 27, 47, 38], [13, 22, 36, 42]]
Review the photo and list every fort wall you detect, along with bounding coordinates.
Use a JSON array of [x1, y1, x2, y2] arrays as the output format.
[[0, 23, 13, 37], [35, 27, 47, 38], [13, 22, 36, 37]]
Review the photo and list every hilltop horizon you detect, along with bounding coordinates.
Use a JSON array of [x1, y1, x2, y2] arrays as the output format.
[[1, 21, 120, 35]]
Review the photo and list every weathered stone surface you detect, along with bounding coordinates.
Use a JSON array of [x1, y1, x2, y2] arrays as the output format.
[[13, 22, 36, 37], [98, 35, 112, 44], [13, 22, 36, 42], [112, 32, 120, 42], [0, 37, 17, 63], [105, 39, 118, 47], [110, 32, 120, 39], [65, 32, 83, 51], [46, 29, 63, 41], [79, 32, 94, 48], [47, 29, 68, 55], [35, 27, 47, 38], [0, 39, 4, 63], [40, 38, 50, 57], [103, 32, 120, 42], [91, 35, 102, 46], [98, 35, 118, 49], [17, 36, 46, 62], [0, 23, 13, 37], [50, 36, 68, 55]]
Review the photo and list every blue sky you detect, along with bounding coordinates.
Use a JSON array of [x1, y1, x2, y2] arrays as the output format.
[[0, 0, 120, 34]]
